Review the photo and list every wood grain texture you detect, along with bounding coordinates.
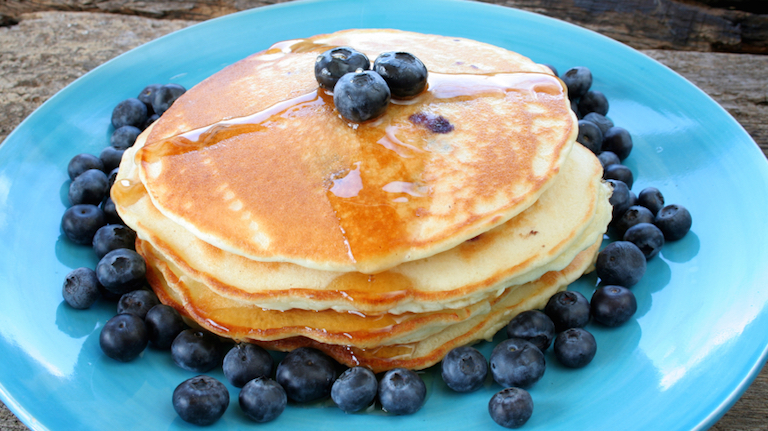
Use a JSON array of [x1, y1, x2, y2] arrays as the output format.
[[2, 0, 767, 53], [0, 6, 767, 431]]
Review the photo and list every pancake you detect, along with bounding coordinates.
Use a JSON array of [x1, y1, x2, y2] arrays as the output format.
[[125, 29, 577, 274], [144, 238, 600, 372], [117, 141, 610, 314]]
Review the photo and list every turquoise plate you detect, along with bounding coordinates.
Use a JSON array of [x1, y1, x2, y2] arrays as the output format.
[[2, 0, 767, 429]]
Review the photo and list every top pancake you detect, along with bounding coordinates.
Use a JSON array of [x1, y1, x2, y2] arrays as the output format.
[[133, 29, 577, 274]]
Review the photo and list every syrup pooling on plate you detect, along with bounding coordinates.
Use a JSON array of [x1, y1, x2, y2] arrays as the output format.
[[136, 47, 569, 273]]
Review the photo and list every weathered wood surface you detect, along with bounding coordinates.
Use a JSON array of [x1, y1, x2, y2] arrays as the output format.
[[0, 4, 767, 431], [1, 0, 768, 54]]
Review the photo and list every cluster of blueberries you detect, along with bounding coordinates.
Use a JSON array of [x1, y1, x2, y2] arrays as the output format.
[[58, 50, 694, 429], [316, 47, 428, 122]]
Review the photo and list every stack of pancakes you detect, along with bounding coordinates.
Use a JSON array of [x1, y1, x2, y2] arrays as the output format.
[[113, 29, 612, 372]]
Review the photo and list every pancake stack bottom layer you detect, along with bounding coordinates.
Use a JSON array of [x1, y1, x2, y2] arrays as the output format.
[[113, 29, 612, 372]]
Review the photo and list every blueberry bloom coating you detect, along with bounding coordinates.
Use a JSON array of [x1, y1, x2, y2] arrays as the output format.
[[441, 346, 488, 393], [623, 222, 665, 259], [223, 343, 274, 388], [111, 98, 147, 129], [61, 204, 106, 245], [544, 290, 591, 333], [606, 179, 631, 222], [602, 126, 633, 160], [152, 83, 186, 116], [488, 387, 534, 429], [239, 377, 287, 423], [490, 338, 546, 388], [576, 119, 603, 154], [99, 313, 148, 362], [315, 47, 371, 89], [596, 241, 647, 287], [99, 146, 124, 173], [62, 267, 101, 309], [333, 70, 391, 123], [603, 163, 634, 189], [554, 328, 597, 368], [67, 153, 104, 181], [172, 375, 229, 426], [583, 112, 614, 136], [275, 347, 338, 403], [613, 205, 655, 239], [597, 151, 621, 170], [506, 310, 556, 352], [562, 66, 592, 99], [378, 368, 427, 415], [637, 187, 665, 216], [117, 289, 159, 319], [92, 224, 136, 259], [68, 168, 109, 206], [578, 90, 609, 116], [144, 304, 186, 349], [373, 51, 428, 98], [591, 285, 638, 327], [331, 366, 378, 412], [654, 204, 692, 241], [96, 248, 147, 295], [110, 125, 141, 150], [171, 329, 222, 373]]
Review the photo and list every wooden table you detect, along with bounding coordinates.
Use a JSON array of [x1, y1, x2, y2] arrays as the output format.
[[0, 1, 766, 429]]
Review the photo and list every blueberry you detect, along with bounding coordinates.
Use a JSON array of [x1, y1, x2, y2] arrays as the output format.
[[68, 168, 109, 206], [373, 51, 428, 98], [239, 376, 287, 423], [637, 187, 665, 216], [409, 112, 454, 133], [612, 205, 655, 238], [597, 151, 620, 170], [654, 204, 692, 241], [623, 222, 665, 259], [544, 290, 591, 332], [602, 126, 633, 160], [110, 125, 141, 150], [111, 98, 147, 129], [93, 224, 136, 258], [314, 47, 371, 90], [607, 179, 631, 222], [603, 163, 634, 189], [171, 329, 222, 372], [137, 83, 162, 114], [440, 346, 488, 393], [578, 90, 609, 116], [96, 248, 146, 295], [595, 241, 647, 287], [152, 83, 186, 116], [172, 375, 229, 426], [576, 119, 603, 154], [570, 98, 581, 119], [67, 153, 104, 181], [61, 204, 106, 245], [144, 304, 186, 349], [331, 366, 378, 412], [488, 387, 533, 429], [99, 313, 148, 362], [561, 66, 592, 99], [554, 328, 597, 368], [100, 197, 123, 225], [583, 112, 614, 136], [143, 113, 160, 130], [591, 285, 637, 327], [275, 347, 338, 403], [333, 70, 391, 122], [62, 267, 102, 309], [223, 343, 274, 388], [99, 146, 124, 173], [117, 289, 159, 319], [490, 338, 546, 388], [378, 368, 427, 415], [506, 310, 556, 352], [543, 63, 558, 77]]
